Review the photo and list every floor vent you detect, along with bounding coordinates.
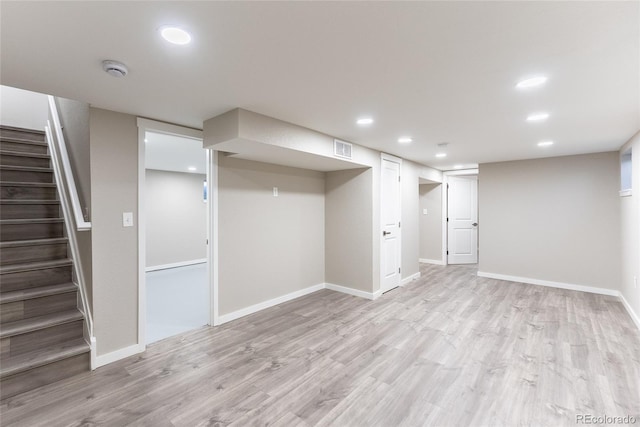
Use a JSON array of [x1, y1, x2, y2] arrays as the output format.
[[334, 139, 352, 159]]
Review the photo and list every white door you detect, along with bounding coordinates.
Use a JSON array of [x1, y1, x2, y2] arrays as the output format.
[[447, 176, 478, 264], [381, 156, 401, 293]]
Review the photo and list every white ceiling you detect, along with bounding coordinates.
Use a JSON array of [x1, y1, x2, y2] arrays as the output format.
[[1, 2, 638, 170], [145, 132, 206, 174]]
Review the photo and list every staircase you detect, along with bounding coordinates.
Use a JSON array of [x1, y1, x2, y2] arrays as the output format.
[[0, 125, 90, 400]]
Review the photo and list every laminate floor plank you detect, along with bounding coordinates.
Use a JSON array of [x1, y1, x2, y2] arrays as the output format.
[[2, 263, 639, 426]]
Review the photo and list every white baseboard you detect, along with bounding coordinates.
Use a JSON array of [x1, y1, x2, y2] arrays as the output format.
[[401, 272, 421, 286], [95, 343, 145, 369], [146, 258, 206, 272], [325, 282, 378, 300], [218, 283, 325, 325], [620, 293, 640, 331], [419, 258, 445, 265], [476, 271, 620, 297]]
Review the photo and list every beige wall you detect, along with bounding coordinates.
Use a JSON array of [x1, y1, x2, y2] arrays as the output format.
[[419, 183, 443, 262], [401, 161, 420, 279], [89, 108, 139, 356], [218, 156, 325, 315], [145, 169, 207, 268], [0, 85, 48, 130], [55, 96, 91, 216], [325, 168, 373, 292], [479, 152, 621, 290], [620, 131, 640, 322]]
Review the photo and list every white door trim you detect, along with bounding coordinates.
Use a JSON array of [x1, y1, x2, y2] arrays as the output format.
[[136, 118, 207, 351], [441, 169, 478, 265], [380, 153, 402, 294]]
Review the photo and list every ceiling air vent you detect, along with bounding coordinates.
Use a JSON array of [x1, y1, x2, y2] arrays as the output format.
[[334, 139, 353, 159]]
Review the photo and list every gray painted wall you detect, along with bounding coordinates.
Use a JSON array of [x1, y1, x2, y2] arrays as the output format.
[[401, 161, 420, 279], [620, 131, 640, 321], [419, 183, 443, 262], [218, 156, 325, 315], [0, 85, 48, 130], [145, 169, 207, 268], [325, 168, 373, 291], [479, 152, 621, 290], [90, 108, 139, 356], [55, 96, 91, 218]]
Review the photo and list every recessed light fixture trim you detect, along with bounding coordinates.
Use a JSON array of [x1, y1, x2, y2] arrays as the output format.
[[537, 140, 554, 147], [398, 137, 413, 143], [526, 112, 550, 122], [188, 166, 197, 171], [435, 153, 447, 158], [453, 165, 463, 169], [516, 76, 547, 89], [160, 26, 192, 45], [356, 117, 374, 125]]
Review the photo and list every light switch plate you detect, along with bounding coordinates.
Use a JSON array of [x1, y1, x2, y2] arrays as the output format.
[[123, 212, 134, 227], [423, 208, 428, 215], [273, 187, 279, 197]]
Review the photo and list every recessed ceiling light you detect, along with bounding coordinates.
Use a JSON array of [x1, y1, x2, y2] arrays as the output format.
[[537, 140, 554, 147], [188, 166, 197, 171], [356, 117, 374, 126], [398, 137, 412, 144], [436, 153, 447, 158], [516, 76, 547, 89], [454, 165, 463, 169], [160, 27, 192, 45], [527, 112, 550, 122], [144, 138, 148, 143]]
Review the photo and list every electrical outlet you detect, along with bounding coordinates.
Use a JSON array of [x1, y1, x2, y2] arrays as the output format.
[[273, 187, 279, 197], [423, 208, 428, 215]]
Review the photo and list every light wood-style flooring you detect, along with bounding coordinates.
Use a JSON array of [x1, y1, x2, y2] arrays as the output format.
[[2, 264, 639, 426]]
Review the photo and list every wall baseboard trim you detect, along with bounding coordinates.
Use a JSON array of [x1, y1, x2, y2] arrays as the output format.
[[146, 259, 207, 272], [95, 343, 145, 369], [218, 283, 325, 325], [476, 271, 620, 297], [400, 272, 421, 286], [620, 293, 640, 331], [325, 282, 378, 300], [419, 258, 445, 265]]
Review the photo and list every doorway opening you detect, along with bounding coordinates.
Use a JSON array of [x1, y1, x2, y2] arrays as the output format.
[[137, 119, 210, 347]]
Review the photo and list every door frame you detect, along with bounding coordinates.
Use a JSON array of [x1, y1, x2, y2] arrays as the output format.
[[441, 169, 479, 266], [380, 153, 402, 293], [136, 118, 209, 349]]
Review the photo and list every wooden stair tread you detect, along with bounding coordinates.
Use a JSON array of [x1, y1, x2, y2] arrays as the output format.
[[0, 199, 60, 205], [0, 309, 83, 339], [0, 258, 72, 275], [0, 237, 67, 249], [0, 218, 64, 228], [0, 150, 50, 159], [0, 338, 89, 378], [0, 165, 53, 173], [0, 182, 56, 187], [0, 125, 45, 135], [0, 137, 48, 146], [0, 282, 76, 304]]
